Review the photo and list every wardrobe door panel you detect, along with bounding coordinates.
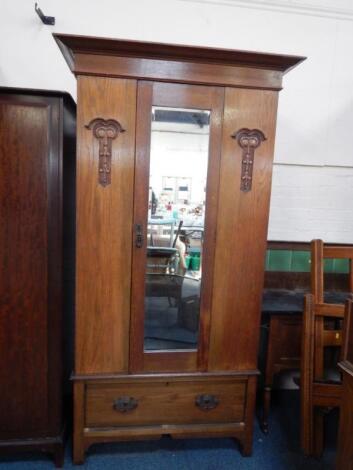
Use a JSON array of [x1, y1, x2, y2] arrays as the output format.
[[75, 77, 136, 374], [130, 81, 224, 373], [209, 88, 279, 371], [0, 102, 49, 436]]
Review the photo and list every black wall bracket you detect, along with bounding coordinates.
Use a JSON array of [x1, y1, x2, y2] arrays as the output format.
[[35, 3, 55, 25]]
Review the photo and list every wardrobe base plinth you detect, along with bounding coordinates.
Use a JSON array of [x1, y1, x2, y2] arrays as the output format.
[[73, 373, 257, 463]]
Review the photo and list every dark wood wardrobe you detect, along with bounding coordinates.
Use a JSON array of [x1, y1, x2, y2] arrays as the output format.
[[54, 33, 304, 464], [0, 88, 76, 467]]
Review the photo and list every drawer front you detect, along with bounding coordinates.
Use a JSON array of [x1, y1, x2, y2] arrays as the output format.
[[86, 378, 247, 427]]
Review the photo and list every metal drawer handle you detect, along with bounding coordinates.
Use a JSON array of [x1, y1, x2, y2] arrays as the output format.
[[113, 396, 138, 413], [195, 394, 219, 411]]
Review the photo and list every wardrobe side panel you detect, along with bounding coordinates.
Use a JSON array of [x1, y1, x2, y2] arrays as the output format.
[[0, 100, 49, 436], [209, 87, 278, 371], [75, 76, 136, 374]]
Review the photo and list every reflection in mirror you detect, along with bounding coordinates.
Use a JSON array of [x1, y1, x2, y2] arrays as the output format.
[[144, 106, 211, 351]]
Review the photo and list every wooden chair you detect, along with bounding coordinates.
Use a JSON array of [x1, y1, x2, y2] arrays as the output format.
[[301, 240, 353, 457], [311, 239, 353, 306], [336, 298, 353, 469]]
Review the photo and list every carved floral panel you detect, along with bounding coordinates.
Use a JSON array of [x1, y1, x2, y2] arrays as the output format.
[[231, 128, 266, 192], [85, 118, 125, 187]]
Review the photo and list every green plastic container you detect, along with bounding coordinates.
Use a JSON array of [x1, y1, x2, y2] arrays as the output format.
[[191, 254, 201, 271]]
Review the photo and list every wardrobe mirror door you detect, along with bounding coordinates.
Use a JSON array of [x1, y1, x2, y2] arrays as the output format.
[[144, 106, 211, 352]]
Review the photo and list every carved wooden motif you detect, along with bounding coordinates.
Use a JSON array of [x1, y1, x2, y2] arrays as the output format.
[[232, 128, 266, 192], [85, 118, 125, 187]]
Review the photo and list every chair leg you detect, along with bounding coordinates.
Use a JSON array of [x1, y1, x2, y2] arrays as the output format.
[[238, 437, 253, 457], [301, 395, 313, 455], [261, 386, 271, 433], [301, 297, 315, 456], [313, 408, 324, 458]]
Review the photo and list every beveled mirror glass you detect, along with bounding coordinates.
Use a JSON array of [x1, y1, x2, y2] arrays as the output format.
[[144, 106, 211, 351]]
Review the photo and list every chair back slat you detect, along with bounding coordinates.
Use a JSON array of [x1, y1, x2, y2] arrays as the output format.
[[322, 330, 342, 347], [314, 303, 345, 318], [311, 239, 353, 304], [323, 246, 353, 259]]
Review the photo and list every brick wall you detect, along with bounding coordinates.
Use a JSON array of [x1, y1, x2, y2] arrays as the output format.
[[269, 165, 353, 243]]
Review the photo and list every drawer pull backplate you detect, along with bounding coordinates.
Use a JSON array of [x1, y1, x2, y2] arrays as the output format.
[[195, 394, 219, 411], [113, 396, 138, 413]]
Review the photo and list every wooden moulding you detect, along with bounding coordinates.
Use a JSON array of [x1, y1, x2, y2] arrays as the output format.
[[83, 422, 245, 440], [71, 370, 260, 382], [53, 33, 305, 91], [0, 436, 64, 468]]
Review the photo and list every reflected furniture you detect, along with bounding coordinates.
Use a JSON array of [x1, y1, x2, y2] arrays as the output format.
[[337, 298, 353, 470], [0, 88, 76, 466], [147, 219, 179, 274], [54, 33, 304, 464], [301, 240, 353, 457]]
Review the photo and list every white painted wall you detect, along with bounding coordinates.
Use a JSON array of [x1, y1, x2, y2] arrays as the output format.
[[151, 130, 209, 206], [1, 0, 353, 242]]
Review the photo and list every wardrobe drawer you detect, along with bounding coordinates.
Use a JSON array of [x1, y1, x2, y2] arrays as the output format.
[[85, 378, 247, 427]]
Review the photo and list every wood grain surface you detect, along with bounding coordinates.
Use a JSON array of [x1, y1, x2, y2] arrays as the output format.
[[75, 76, 136, 374], [209, 87, 279, 371], [0, 101, 49, 436], [86, 377, 246, 427]]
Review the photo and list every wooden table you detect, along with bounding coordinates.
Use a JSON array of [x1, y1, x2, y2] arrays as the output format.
[[260, 289, 304, 433]]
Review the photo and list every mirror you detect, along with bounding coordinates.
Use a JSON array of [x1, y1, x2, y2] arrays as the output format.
[[143, 106, 211, 351]]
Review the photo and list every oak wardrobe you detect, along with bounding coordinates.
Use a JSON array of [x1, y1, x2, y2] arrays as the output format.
[[0, 87, 76, 466], [54, 33, 304, 464]]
